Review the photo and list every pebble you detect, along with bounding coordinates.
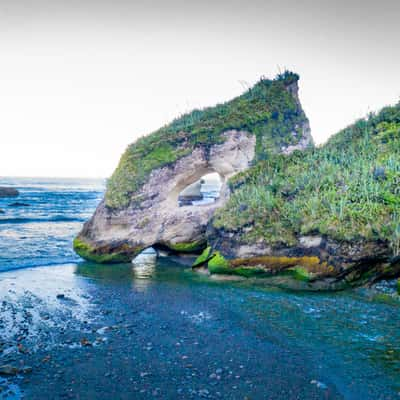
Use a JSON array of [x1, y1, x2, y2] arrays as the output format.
[[198, 389, 209, 397], [310, 379, 328, 389], [0, 365, 19, 376], [80, 338, 92, 347]]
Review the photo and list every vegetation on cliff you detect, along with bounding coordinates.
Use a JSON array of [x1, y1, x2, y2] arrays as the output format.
[[106, 71, 309, 208], [213, 102, 400, 255]]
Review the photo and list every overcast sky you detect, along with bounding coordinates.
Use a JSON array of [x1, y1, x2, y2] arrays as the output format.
[[1, 0, 399, 177]]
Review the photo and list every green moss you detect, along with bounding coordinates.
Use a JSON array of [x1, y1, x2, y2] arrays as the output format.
[[105, 71, 308, 208], [73, 237, 135, 264], [213, 101, 400, 253], [290, 266, 311, 282], [397, 279, 400, 295], [166, 239, 206, 253], [192, 246, 212, 267], [206, 253, 267, 277], [206, 253, 332, 278], [207, 251, 231, 274]]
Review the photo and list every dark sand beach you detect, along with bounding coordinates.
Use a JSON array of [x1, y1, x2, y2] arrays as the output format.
[[1, 257, 399, 399]]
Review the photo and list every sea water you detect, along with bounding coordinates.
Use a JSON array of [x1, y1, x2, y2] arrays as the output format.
[[0, 177, 104, 271]]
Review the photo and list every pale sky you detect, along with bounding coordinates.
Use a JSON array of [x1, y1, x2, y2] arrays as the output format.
[[1, 0, 399, 178]]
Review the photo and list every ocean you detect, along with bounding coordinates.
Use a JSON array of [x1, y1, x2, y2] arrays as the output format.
[[0, 177, 104, 272]]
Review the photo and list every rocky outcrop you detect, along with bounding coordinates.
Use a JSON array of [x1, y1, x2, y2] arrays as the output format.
[[204, 224, 400, 290], [75, 131, 257, 261], [199, 100, 400, 290], [75, 72, 313, 263], [0, 187, 19, 198], [280, 80, 313, 155], [75, 72, 400, 290]]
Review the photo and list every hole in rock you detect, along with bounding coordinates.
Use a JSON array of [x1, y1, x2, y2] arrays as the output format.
[[178, 173, 222, 207]]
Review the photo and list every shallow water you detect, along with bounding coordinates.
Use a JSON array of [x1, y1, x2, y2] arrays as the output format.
[[81, 259, 400, 399], [0, 178, 399, 399]]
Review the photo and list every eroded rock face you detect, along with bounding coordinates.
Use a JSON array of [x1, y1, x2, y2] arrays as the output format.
[[75, 131, 257, 261], [205, 224, 400, 290], [280, 81, 313, 155]]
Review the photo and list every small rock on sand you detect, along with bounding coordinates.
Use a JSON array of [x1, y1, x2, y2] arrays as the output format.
[[0, 365, 20, 376]]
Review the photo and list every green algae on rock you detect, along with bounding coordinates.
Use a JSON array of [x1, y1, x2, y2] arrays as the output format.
[[73, 237, 142, 264], [201, 252, 334, 281], [160, 239, 207, 254], [192, 246, 213, 268]]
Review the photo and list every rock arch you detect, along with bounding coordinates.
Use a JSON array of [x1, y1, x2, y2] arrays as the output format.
[[74, 73, 314, 264], [75, 130, 256, 262]]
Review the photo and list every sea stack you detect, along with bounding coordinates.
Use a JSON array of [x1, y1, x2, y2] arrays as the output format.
[[74, 72, 312, 263], [74, 72, 400, 290]]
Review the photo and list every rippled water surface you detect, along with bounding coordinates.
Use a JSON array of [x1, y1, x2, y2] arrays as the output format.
[[0, 177, 104, 271]]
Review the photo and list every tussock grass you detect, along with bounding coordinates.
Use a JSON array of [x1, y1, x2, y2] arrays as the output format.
[[214, 102, 400, 254]]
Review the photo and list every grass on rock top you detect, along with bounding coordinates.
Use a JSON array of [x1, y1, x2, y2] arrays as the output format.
[[105, 71, 309, 208], [212, 102, 400, 254]]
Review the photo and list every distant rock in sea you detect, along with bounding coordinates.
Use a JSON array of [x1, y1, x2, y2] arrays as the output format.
[[0, 187, 19, 198]]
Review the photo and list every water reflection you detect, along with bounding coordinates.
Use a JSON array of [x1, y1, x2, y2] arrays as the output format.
[[75, 248, 158, 291], [131, 248, 157, 291], [75, 262, 134, 282]]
